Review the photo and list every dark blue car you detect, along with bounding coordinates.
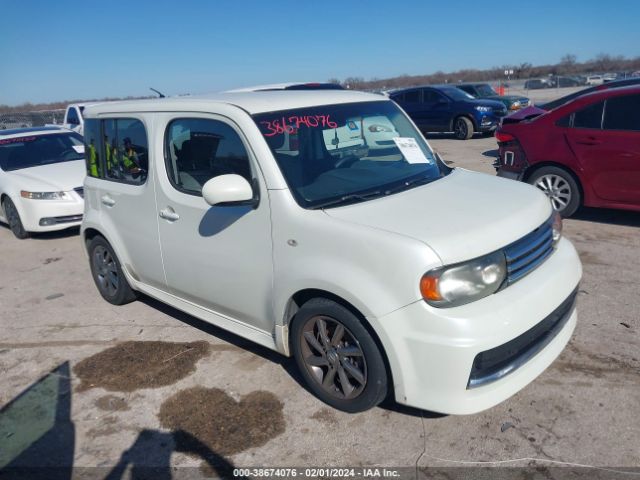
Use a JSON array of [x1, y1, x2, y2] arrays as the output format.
[[389, 85, 507, 140]]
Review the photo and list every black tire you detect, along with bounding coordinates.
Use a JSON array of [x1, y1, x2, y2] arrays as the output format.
[[88, 235, 137, 305], [527, 166, 581, 218], [3, 197, 29, 239], [453, 116, 474, 140], [291, 298, 388, 413]]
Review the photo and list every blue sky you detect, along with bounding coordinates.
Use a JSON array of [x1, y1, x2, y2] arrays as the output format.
[[1, 0, 639, 105]]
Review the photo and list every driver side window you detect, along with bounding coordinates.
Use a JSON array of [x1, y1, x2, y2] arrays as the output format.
[[165, 118, 253, 196]]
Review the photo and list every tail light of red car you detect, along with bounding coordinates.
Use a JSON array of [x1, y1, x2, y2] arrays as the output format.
[[495, 130, 528, 173]]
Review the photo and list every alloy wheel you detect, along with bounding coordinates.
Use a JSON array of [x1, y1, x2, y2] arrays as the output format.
[[299, 315, 367, 400], [92, 245, 119, 297], [455, 119, 467, 138], [535, 174, 572, 211]]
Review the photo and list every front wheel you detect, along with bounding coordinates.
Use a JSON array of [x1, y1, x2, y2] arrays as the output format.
[[3, 198, 29, 239], [291, 298, 388, 412], [88, 236, 137, 305], [528, 166, 581, 217], [453, 116, 474, 140]]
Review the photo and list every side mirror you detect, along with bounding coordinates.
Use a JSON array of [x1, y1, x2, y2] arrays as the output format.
[[202, 174, 255, 207]]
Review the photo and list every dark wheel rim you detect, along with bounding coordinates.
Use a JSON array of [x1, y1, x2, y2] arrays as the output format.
[[535, 174, 571, 211], [92, 246, 119, 297], [455, 119, 468, 138], [5, 201, 23, 234], [300, 315, 367, 400]]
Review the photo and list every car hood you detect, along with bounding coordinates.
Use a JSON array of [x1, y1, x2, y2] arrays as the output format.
[[324, 169, 552, 264], [489, 95, 529, 103], [6, 160, 86, 191]]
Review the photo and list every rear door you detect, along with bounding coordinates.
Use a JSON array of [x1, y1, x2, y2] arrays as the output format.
[[84, 117, 165, 290], [565, 94, 640, 204]]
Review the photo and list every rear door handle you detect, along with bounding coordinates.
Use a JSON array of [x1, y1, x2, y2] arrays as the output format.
[[159, 208, 180, 222], [100, 195, 116, 207]]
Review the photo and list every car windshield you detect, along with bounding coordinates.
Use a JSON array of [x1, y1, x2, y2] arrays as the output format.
[[441, 88, 475, 101], [476, 84, 497, 97], [253, 101, 448, 209], [0, 133, 84, 171]]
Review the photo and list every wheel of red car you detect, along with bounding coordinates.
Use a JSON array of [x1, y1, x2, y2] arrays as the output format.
[[528, 166, 581, 218], [453, 117, 474, 140]]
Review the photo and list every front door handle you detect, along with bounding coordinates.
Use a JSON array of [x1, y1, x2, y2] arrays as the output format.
[[159, 208, 180, 222], [101, 195, 116, 207]]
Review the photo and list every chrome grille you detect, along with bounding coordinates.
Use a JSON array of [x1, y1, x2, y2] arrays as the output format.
[[74, 186, 84, 198], [504, 218, 554, 284]]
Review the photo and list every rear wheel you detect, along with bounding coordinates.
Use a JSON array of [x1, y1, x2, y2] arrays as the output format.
[[88, 236, 137, 305], [528, 166, 581, 217], [3, 198, 29, 239], [453, 116, 474, 140], [291, 298, 388, 412]]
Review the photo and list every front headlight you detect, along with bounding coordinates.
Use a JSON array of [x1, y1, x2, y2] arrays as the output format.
[[420, 251, 507, 307], [475, 106, 492, 112], [20, 191, 72, 200]]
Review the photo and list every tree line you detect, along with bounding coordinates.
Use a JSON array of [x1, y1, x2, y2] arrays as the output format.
[[329, 53, 640, 91], [2, 53, 639, 114]]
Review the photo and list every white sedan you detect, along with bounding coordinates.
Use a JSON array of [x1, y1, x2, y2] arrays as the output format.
[[0, 127, 86, 239]]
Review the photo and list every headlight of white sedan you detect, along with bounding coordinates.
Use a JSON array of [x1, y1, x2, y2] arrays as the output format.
[[420, 251, 507, 308], [20, 190, 72, 200]]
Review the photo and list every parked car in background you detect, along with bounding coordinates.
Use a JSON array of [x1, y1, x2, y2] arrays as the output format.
[[603, 73, 618, 83], [524, 79, 550, 90], [455, 83, 530, 111], [502, 77, 640, 125], [495, 86, 640, 217], [62, 104, 86, 135], [586, 75, 604, 86], [548, 76, 582, 88], [81, 90, 580, 414], [389, 85, 507, 139], [0, 127, 86, 238]]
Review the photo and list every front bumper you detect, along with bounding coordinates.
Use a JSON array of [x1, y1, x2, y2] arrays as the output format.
[[496, 168, 524, 181], [374, 236, 581, 414], [16, 194, 84, 232]]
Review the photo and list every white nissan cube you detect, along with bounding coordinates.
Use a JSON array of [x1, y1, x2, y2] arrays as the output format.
[[81, 91, 582, 414]]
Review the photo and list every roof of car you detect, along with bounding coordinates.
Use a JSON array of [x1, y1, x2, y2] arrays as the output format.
[[388, 84, 463, 94], [225, 82, 344, 92], [0, 126, 70, 139], [84, 90, 385, 116]]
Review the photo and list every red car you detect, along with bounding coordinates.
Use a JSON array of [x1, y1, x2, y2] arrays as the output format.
[[495, 85, 640, 217]]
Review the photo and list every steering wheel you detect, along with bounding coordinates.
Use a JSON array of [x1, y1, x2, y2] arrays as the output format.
[[335, 155, 360, 169]]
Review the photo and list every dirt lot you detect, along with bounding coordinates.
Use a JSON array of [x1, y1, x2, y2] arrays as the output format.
[[0, 120, 639, 479]]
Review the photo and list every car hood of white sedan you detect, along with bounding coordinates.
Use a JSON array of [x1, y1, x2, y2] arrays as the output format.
[[324, 168, 552, 264], [6, 160, 86, 192]]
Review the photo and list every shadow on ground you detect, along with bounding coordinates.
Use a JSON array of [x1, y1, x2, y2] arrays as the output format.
[[0, 224, 80, 241], [139, 295, 444, 418], [572, 207, 640, 228], [0, 362, 244, 480]]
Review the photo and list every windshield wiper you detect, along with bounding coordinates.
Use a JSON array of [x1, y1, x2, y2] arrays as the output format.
[[310, 190, 386, 209]]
